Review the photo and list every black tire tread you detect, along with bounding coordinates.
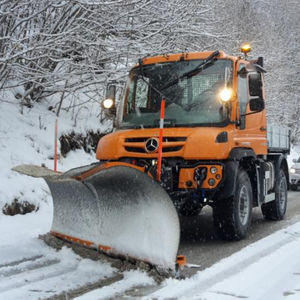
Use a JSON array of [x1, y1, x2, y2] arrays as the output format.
[[261, 169, 287, 220], [213, 169, 253, 241]]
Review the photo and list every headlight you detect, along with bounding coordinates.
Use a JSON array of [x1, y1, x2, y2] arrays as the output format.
[[210, 166, 217, 174], [219, 88, 233, 102], [208, 178, 216, 186], [102, 98, 114, 109], [290, 168, 296, 174]]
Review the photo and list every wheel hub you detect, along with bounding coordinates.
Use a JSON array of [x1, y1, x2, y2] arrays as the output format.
[[238, 185, 250, 226], [279, 177, 287, 213]]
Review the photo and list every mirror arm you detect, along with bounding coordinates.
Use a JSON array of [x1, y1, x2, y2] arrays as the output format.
[[240, 110, 263, 117], [232, 119, 241, 127]]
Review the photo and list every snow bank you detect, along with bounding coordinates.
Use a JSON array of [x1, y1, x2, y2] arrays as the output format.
[[0, 205, 116, 300], [0, 88, 111, 210], [150, 220, 300, 299]]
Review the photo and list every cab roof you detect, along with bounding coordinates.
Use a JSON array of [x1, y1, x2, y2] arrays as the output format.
[[138, 51, 239, 66]]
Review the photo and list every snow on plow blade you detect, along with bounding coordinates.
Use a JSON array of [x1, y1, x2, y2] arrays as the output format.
[[13, 164, 180, 269]]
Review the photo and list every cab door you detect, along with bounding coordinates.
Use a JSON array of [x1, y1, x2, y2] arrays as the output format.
[[236, 62, 267, 155]]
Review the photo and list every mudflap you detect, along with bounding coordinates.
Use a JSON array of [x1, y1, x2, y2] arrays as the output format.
[[13, 164, 180, 269]]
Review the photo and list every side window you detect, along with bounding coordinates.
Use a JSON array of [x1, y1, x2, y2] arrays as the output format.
[[248, 73, 263, 98], [127, 78, 135, 113], [127, 77, 149, 113], [135, 77, 149, 109], [238, 64, 248, 129]]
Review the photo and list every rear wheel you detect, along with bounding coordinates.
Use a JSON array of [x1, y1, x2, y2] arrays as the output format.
[[261, 169, 287, 220], [213, 169, 253, 240]]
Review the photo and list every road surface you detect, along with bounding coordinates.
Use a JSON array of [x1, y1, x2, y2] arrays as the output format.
[[118, 191, 300, 298], [179, 191, 300, 277]]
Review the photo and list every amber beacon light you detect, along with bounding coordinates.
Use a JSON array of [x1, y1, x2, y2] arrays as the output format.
[[241, 43, 251, 57]]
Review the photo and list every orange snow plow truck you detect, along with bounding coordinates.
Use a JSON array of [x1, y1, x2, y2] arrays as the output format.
[[14, 45, 290, 270]]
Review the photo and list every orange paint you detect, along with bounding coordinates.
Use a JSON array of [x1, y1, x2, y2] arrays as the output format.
[[157, 99, 165, 181], [96, 127, 235, 161], [176, 255, 187, 267], [51, 231, 96, 248], [179, 164, 223, 189], [72, 161, 146, 181], [51, 231, 112, 252], [96, 53, 268, 165], [134, 51, 238, 67]]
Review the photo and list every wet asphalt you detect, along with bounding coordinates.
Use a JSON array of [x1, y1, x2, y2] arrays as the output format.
[[179, 191, 300, 277]]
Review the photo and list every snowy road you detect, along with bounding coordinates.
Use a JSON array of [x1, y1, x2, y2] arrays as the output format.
[[0, 203, 154, 300], [179, 191, 300, 277], [150, 215, 300, 300]]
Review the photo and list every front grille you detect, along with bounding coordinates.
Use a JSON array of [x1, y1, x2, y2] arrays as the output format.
[[125, 146, 183, 153], [124, 136, 187, 154], [124, 147, 145, 153], [125, 137, 187, 143]]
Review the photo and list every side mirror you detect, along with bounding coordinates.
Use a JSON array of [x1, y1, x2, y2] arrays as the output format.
[[249, 73, 263, 98], [106, 84, 116, 101], [249, 97, 265, 112]]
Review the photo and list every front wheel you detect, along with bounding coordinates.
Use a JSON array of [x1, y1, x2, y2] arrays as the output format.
[[261, 169, 287, 220], [213, 169, 253, 240]]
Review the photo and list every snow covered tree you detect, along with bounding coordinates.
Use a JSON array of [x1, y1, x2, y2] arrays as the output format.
[[0, 0, 299, 143]]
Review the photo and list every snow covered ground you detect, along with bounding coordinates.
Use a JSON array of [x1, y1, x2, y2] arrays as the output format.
[[0, 201, 154, 299], [0, 90, 111, 210], [150, 221, 300, 300]]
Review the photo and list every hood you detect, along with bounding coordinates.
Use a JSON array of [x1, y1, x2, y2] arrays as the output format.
[[96, 126, 235, 161]]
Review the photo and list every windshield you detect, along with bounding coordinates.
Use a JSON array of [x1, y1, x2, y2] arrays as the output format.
[[120, 59, 233, 128]]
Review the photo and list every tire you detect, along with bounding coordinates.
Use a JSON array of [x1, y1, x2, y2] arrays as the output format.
[[261, 169, 287, 220], [213, 169, 253, 240]]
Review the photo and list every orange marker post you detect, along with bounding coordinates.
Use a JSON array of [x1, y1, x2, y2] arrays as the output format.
[[157, 98, 165, 181], [54, 118, 58, 172]]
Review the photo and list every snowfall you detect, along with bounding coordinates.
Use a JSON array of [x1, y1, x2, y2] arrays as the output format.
[[1, 89, 300, 299]]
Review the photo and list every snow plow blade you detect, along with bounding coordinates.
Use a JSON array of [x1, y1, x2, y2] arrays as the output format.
[[13, 163, 180, 269]]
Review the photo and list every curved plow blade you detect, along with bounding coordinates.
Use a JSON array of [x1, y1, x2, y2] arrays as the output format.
[[13, 164, 180, 269]]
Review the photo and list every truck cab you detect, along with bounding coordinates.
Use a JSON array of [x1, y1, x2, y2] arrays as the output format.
[[97, 49, 290, 240]]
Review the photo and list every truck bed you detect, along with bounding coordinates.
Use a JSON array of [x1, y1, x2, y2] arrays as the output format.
[[267, 125, 290, 153]]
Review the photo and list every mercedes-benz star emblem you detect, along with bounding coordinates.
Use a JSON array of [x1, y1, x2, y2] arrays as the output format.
[[145, 137, 159, 153]]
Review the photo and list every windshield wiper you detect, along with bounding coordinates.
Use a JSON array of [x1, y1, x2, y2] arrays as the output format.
[[135, 50, 220, 105], [161, 50, 220, 91]]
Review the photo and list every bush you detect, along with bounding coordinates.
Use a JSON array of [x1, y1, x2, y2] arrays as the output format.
[[2, 198, 38, 216]]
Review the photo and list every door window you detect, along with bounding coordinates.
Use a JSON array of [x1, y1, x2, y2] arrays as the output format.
[[238, 64, 248, 129]]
